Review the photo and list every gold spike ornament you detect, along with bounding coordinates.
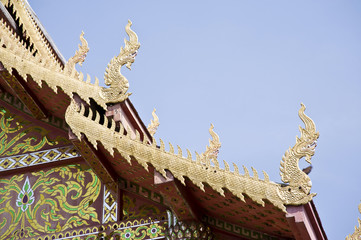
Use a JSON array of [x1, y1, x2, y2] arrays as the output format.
[[200, 124, 221, 168], [147, 108, 159, 136], [346, 203, 361, 240], [64, 31, 89, 76]]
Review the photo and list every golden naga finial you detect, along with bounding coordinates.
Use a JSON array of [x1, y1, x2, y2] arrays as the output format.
[[346, 203, 361, 240], [278, 103, 319, 204], [200, 124, 221, 167], [64, 31, 89, 76], [100, 20, 140, 103], [147, 108, 159, 136]]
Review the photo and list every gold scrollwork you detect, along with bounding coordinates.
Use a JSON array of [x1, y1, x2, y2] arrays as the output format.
[[0, 106, 67, 156]]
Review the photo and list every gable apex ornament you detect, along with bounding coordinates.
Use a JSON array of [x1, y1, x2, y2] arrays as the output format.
[[100, 20, 140, 103], [278, 103, 319, 205]]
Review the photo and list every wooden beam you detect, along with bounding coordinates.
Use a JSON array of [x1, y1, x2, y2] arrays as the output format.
[[0, 67, 47, 119], [286, 202, 328, 240], [154, 169, 201, 221], [106, 101, 152, 142]]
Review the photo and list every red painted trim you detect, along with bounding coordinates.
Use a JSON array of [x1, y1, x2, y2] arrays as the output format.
[[286, 201, 328, 240]]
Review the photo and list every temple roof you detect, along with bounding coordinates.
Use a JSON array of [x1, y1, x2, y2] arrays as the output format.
[[0, 1, 328, 239]]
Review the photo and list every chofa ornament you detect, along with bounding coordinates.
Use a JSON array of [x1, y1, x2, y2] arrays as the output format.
[[100, 20, 141, 103], [278, 103, 319, 204]]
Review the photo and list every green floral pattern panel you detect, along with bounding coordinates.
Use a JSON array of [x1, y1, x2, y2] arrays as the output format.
[[0, 106, 68, 157], [0, 164, 102, 240]]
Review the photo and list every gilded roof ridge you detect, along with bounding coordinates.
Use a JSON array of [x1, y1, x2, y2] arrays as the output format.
[[0, 19, 138, 109], [2, 0, 64, 66], [65, 100, 318, 212], [0, 16, 33, 57]]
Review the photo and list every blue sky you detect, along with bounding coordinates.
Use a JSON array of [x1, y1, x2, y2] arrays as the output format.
[[31, 1, 361, 239]]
